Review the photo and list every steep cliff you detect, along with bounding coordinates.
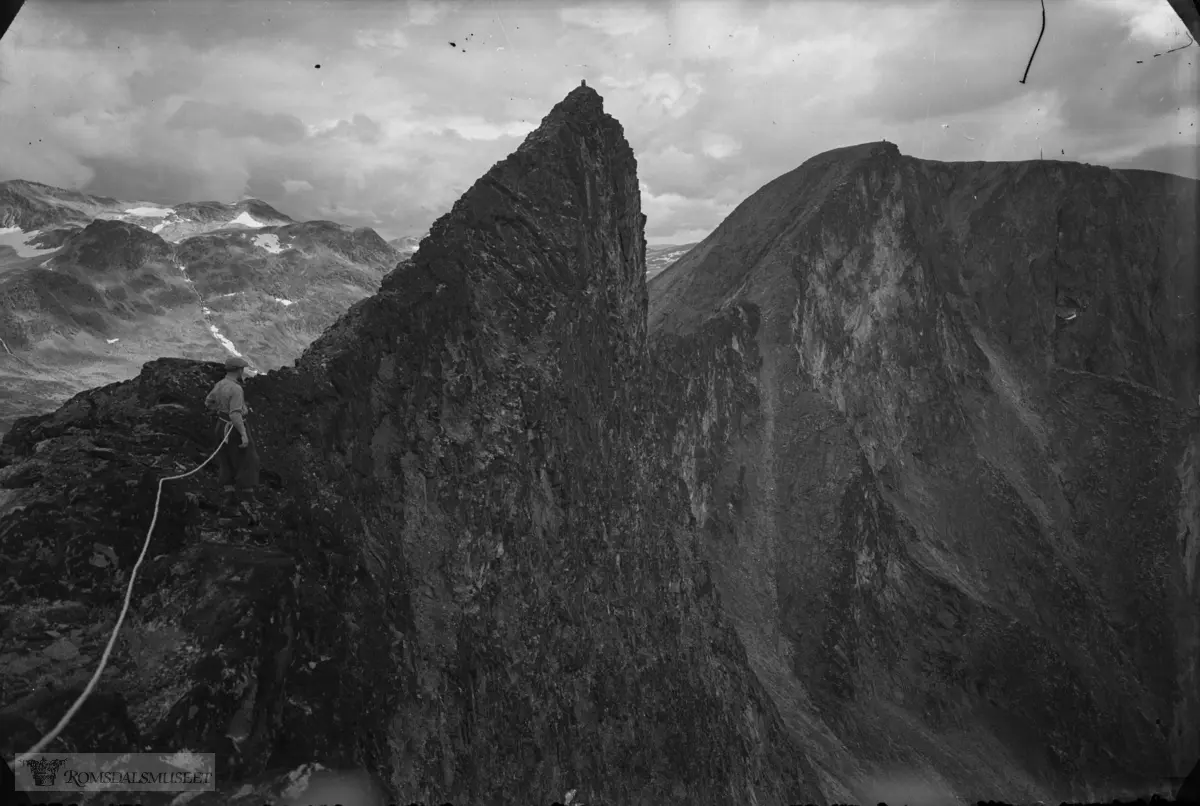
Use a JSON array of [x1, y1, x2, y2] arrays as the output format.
[[650, 141, 1200, 802], [1, 85, 823, 805]]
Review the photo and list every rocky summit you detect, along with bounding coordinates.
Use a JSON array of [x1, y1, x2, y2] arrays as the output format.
[[1, 87, 1198, 806]]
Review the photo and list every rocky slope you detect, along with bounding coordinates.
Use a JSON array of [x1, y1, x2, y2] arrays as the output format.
[[650, 142, 1200, 803], [0, 183, 399, 432], [0, 85, 825, 806]]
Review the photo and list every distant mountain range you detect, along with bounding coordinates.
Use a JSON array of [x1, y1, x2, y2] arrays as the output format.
[[388, 235, 423, 256], [0, 179, 403, 431], [645, 243, 698, 279]]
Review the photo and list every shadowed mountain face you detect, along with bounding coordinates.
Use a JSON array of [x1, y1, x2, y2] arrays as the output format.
[[650, 142, 1200, 802], [1, 94, 1198, 805], [0, 186, 399, 432]]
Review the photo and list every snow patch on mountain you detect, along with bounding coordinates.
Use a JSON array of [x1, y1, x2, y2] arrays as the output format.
[[270, 296, 295, 306], [0, 227, 58, 258], [230, 211, 265, 228], [106, 338, 119, 344], [253, 233, 287, 253], [174, 258, 252, 366], [208, 323, 244, 357], [125, 206, 174, 217]]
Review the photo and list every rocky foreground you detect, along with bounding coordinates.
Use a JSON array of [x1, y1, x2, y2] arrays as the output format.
[[2, 84, 1198, 805]]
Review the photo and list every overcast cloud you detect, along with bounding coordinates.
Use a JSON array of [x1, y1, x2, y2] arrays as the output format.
[[0, 0, 1195, 245]]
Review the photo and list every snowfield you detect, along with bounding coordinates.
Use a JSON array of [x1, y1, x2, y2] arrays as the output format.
[[230, 211, 266, 228], [124, 206, 174, 217], [253, 233, 287, 253], [0, 227, 57, 257]]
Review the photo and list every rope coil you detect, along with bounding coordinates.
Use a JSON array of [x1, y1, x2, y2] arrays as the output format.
[[17, 422, 234, 762]]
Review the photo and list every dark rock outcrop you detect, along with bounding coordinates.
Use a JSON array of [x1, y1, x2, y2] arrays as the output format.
[[650, 141, 1200, 803], [49, 219, 176, 275], [1, 85, 824, 805]]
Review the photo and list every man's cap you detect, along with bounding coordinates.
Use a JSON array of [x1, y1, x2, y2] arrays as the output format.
[[224, 356, 249, 370]]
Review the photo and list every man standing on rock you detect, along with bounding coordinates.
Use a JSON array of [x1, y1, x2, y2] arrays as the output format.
[[204, 356, 260, 518]]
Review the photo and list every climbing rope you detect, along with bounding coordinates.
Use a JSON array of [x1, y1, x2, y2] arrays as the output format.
[[17, 422, 235, 762]]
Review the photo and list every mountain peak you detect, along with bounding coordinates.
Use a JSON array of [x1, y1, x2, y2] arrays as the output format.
[[514, 81, 611, 158], [376, 82, 645, 349]]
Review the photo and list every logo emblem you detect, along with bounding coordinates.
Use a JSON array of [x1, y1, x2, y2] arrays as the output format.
[[22, 757, 66, 787]]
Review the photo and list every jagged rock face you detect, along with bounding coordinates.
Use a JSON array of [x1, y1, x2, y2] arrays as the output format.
[[650, 142, 1200, 802], [1, 86, 823, 806]]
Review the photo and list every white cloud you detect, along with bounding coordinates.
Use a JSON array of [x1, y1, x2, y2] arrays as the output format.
[[355, 28, 409, 50], [561, 6, 658, 38], [699, 132, 740, 160], [601, 71, 705, 119], [644, 145, 700, 175], [1083, 0, 1191, 43], [640, 179, 737, 243], [282, 179, 314, 193], [0, 6, 150, 185], [408, 0, 448, 26], [445, 118, 538, 141], [306, 120, 344, 137]]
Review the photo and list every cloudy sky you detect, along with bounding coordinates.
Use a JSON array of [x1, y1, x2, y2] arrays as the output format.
[[0, 0, 1195, 245]]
